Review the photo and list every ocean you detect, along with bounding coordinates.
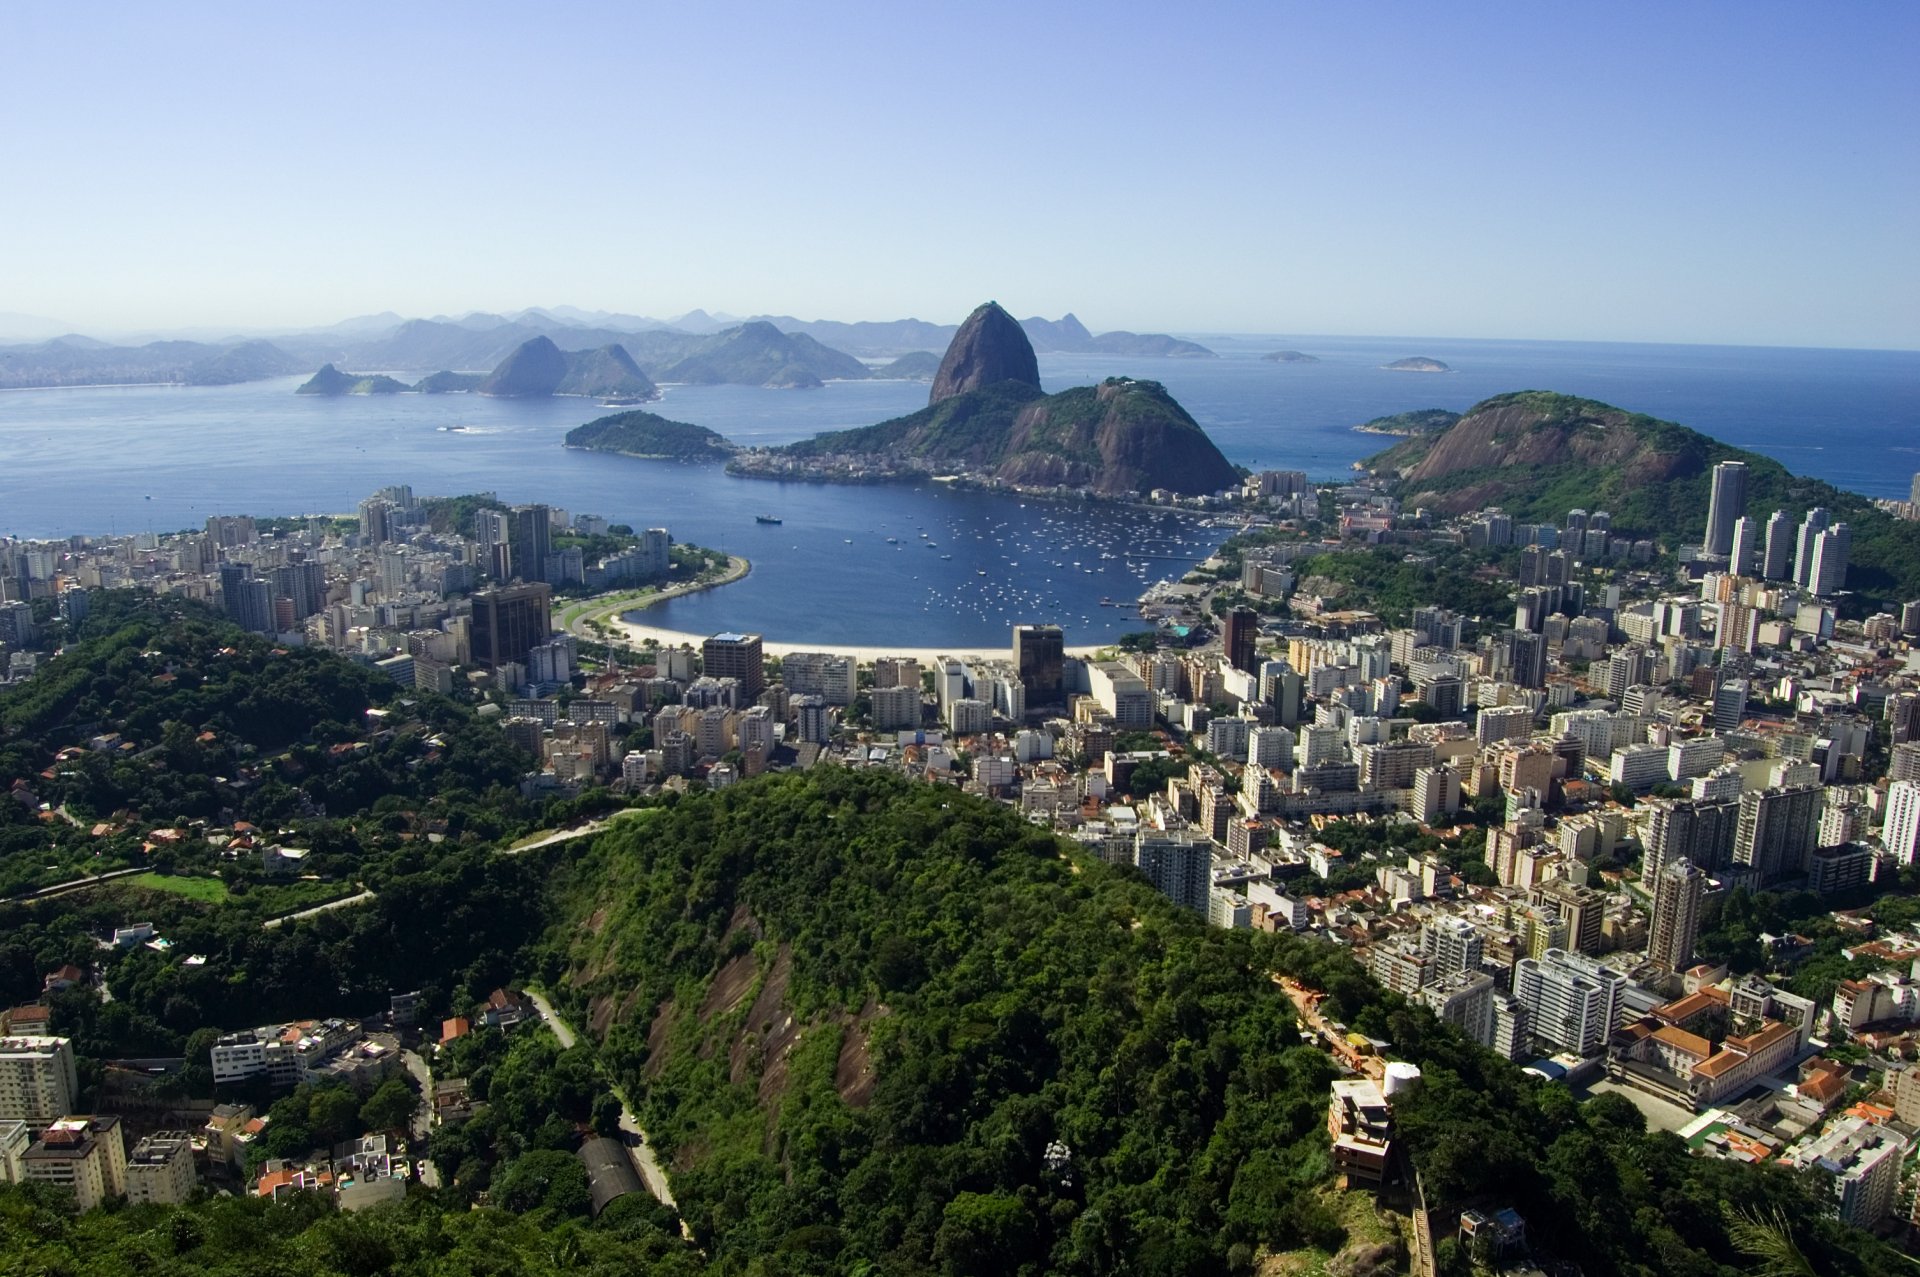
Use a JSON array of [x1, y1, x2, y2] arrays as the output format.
[[1, 335, 1914, 647]]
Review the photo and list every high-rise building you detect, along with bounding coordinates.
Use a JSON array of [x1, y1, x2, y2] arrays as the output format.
[[1223, 608, 1259, 676], [1727, 516, 1759, 576], [702, 633, 765, 700], [469, 583, 552, 672], [1734, 785, 1822, 883], [0, 1037, 78, 1123], [357, 497, 394, 546], [1132, 830, 1212, 914], [506, 504, 551, 584], [1512, 948, 1625, 1057], [1704, 461, 1747, 557], [1644, 797, 1740, 878], [125, 1131, 196, 1205], [1713, 678, 1749, 734], [1761, 510, 1792, 580], [270, 561, 327, 621], [1508, 630, 1547, 689], [869, 684, 921, 731], [1885, 781, 1920, 865], [1793, 508, 1830, 588], [1809, 523, 1851, 597], [1012, 624, 1065, 708], [20, 1116, 125, 1214], [218, 565, 274, 635], [1424, 916, 1483, 975], [1648, 857, 1706, 971]]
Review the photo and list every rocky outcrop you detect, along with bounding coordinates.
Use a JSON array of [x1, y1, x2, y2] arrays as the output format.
[[478, 335, 570, 397], [477, 337, 658, 400], [930, 301, 1042, 404]]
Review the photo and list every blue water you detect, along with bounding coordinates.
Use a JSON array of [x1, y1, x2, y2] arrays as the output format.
[[1, 335, 1914, 646]]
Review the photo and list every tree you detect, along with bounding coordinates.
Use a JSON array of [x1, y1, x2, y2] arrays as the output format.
[[935, 1192, 1035, 1276], [591, 1092, 623, 1138], [358, 1076, 417, 1134], [307, 1085, 362, 1146]]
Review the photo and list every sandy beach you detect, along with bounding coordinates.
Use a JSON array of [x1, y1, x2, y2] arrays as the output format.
[[609, 617, 1105, 664]]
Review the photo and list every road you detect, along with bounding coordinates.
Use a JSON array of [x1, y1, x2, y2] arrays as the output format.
[[500, 817, 616, 856], [400, 1047, 441, 1188], [1, 865, 149, 905], [525, 989, 677, 1211], [261, 887, 375, 930]]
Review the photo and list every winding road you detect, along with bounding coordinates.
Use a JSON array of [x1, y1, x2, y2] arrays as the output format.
[[525, 989, 677, 1212]]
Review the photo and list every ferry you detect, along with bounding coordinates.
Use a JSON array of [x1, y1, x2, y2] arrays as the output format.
[[755, 514, 782, 524]]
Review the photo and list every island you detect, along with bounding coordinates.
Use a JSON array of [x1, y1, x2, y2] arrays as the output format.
[[1353, 407, 1461, 436], [412, 370, 485, 394], [1383, 356, 1451, 372], [1262, 350, 1321, 363], [728, 301, 1240, 497], [476, 336, 659, 401], [563, 409, 736, 461], [295, 363, 411, 395]]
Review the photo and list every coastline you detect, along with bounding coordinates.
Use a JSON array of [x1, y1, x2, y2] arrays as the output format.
[[609, 615, 1107, 664]]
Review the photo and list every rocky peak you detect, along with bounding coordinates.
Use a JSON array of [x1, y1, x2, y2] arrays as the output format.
[[930, 301, 1041, 405]]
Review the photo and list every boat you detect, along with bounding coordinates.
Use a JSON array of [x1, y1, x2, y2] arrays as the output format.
[[755, 514, 782, 524]]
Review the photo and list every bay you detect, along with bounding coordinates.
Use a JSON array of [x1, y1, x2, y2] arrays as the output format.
[[0, 333, 1914, 647]]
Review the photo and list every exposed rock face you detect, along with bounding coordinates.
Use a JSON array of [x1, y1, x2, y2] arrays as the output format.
[[479, 335, 570, 397], [930, 301, 1042, 405]]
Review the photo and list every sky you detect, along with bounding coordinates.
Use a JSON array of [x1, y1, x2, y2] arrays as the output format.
[[1, 2, 1915, 348]]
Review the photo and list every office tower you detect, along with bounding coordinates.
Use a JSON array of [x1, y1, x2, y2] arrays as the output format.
[[1012, 624, 1064, 707], [1809, 523, 1851, 596], [1704, 461, 1747, 556], [1512, 948, 1625, 1057], [358, 497, 395, 546], [1223, 608, 1259, 675], [1760, 510, 1791, 580], [1734, 785, 1821, 883], [702, 632, 765, 700], [0, 1036, 78, 1123], [1727, 516, 1759, 576], [1886, 781, 1920, 865], [506, 504, 551, 584], [1793, 508, 1830, 587], [469, 582, 552, 671], [1132, 830, 1212, 914], [1712, 678, 1749, 733], [1648, 857, 1706, 971]]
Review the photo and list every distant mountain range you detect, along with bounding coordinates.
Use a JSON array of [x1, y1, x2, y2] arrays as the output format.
[[0, 305, 1216, 390]]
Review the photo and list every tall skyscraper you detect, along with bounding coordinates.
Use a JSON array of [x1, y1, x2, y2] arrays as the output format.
[[270, 562, 327, 621], [1648, 857, 1706, 971], [1644, 797, 1741, 879], [1793, 508, 1830, 588], [1727, 516, 1759, 576], [1809, 523, 1851, 597], [702, 632, 765, 699], [219, 565, 274, 634], [469, 582, 552, 671], [1223, 607, 1259, 675], [1712, 677, 1749, 733], [357, 497, 394, 546], [1012, 624, 1065, 708], [1704, 461, 1747, 556], [1761, 510, 1791, 580]]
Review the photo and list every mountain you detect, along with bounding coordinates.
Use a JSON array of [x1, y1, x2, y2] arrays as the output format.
[[873, 350, 942, 380], [930, 301, 1042, 403], [654, 321, 871, 388], [478, 336, 571, 396], [554, 344, 659, 401], [413, 370, 485, 393], [1085, 330, 1214, 357], [1384, 356, 1451, 372], [1263, 350, 1320, 363], [752, 315, 962, 357], [1018, 312, 1095, 351], [475, 337, 658, 400], [0, 337, 303, 389], [295, 363, 410, 395], [1363, 390, 1920, 612], [564, 409, 735, 461]]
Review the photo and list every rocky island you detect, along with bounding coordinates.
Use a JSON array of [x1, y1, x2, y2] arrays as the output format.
[[295, 363, 411, 395], [476, 336, 659, 401], [872, 350, 942, 380], [1353, 407, 1461, 436], [728, 301, 1240, 497], [1383, 356, 1451, 372], [564, 410, 736, 461], [1262, 350, 1320, 363]]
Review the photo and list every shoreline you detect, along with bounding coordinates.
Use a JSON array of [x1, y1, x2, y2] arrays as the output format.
[[608, 615, 1109, 664]]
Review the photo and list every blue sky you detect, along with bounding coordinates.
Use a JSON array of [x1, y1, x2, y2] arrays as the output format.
[[2, 2, 1914, 347]]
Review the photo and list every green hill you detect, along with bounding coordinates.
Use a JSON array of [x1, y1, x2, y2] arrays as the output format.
[[1354, 407, 1459, 436], [294, 363, 410, 395], [659, 321, 870, 388], [565, 409, 735, 461], [556, 344, 659, 401], [874, 350, 942, 380], [1364, 390, 1920, 613]]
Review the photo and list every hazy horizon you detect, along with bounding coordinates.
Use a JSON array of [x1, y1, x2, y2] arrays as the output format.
[[2, 3, 1914, 349]]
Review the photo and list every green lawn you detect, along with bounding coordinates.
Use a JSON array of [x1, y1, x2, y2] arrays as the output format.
[[125, 872, 230, 903]]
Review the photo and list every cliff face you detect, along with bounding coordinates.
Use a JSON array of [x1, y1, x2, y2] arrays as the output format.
[[930, 301, 1042, 404]]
